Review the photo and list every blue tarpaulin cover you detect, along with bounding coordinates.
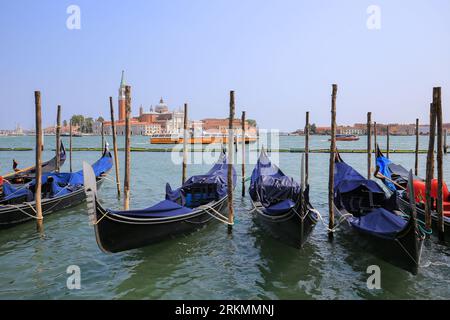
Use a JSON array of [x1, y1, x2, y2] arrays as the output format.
[[376, 155, 396, 191], [65, 154, 113, 187], [38, 150, 112, 197], [263, 199, 296, 215], [334, 161, 383, 194], [113, 151, 234, 218], [2, 183, 34, 202], [349, 208, 407, 239], [166, 150, 236, 204], [111, 199, 193, 217], [1, 149, 112, 202], [249, 150, 301, 214]]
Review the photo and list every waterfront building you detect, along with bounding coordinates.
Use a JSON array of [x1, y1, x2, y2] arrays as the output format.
[[93, 72, 258, 137], [154, 98, 169, 113], [100, 120, 162, 136], [337, 126, 366, 135], [94, 72, 186, 136], [200, 118, 256, 136], [315, 127, 331, 135]]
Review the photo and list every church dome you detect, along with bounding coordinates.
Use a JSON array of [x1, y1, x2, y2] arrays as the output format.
[[155, 97, 169, 113]]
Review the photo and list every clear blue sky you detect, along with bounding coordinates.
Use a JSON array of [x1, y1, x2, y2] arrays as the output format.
[[0, 0, 449, 130]]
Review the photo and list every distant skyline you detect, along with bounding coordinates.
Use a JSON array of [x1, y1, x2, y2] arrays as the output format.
[[1, 0, 449, 131]]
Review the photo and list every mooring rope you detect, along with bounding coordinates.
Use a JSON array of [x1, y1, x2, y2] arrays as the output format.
[[101, 174, 117, 185], [398, 212, 431, 237], [93, 209, 108, 225], [184, 216, 215, 224], [309, 207, 353, 233], [2, 203, 38, 219], [51, 184, 72, 197], [201, 204, 233, 225], [248, 207, 257, 213], [395, 238, 420, 266]]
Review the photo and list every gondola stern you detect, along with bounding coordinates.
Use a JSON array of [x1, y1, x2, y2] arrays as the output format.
[[376, 143, 384, 158], [398, 169, 424, 274], [334, 148, 343, 163], [60, 140, 66, 156], [82, 161, 98, 224], [102, 141, 112, 158], [83, 161, 111, 254], [396, 214, 423, 275]]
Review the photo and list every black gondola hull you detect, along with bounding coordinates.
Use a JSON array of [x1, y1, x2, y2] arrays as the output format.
[[253, 203, 317, 249], [93, 196, 229, 253], [335, 206, 423, 275], [0, 179, 105, 229]]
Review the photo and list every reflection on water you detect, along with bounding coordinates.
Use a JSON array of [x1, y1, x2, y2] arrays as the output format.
[[0, 136, 449, 299]]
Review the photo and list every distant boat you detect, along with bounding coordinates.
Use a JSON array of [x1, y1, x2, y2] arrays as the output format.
[[61, 132, 82, 137], [330, 134, 360, 141], [150, 133, 257, 145]]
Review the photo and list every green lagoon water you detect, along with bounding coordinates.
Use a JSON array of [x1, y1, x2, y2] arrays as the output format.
[[0, 135, 449, 299]]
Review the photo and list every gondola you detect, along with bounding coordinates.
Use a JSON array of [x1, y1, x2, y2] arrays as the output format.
[[249, 149, 318, 248], [334, 152, 423, 274], [0, 143, 112, 229], [4, 141, 67, 184], [329, 134, 359, 141], [82, 150, 236, 253], [375, 145, 450, 242]]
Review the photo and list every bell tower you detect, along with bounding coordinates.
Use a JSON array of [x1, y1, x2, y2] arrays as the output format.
[[118, 70, 126, 121]]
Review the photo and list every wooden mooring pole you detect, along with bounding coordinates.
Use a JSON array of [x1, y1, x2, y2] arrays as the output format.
[[425, 102, 436, 232], [123, 86, 131, 210], [101, 121, 104, 151], [328, 84, 337, 241], [56, 105, 61, 172], [227, 91, 235, 233], [386, 124, 390, 159], [434, 87, 445, 241], [367, 112, 372, 179], [373, 121, 377, 153], [241, 111, 246, 197], [35, 91, 43, 233], [305, 111, 310, 186], [182, 103, 188, 184], [415, 118, 419, 176], [69, 119, 73, 172], [109, 97, 121, 198], [373, 121, 377, 169]]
